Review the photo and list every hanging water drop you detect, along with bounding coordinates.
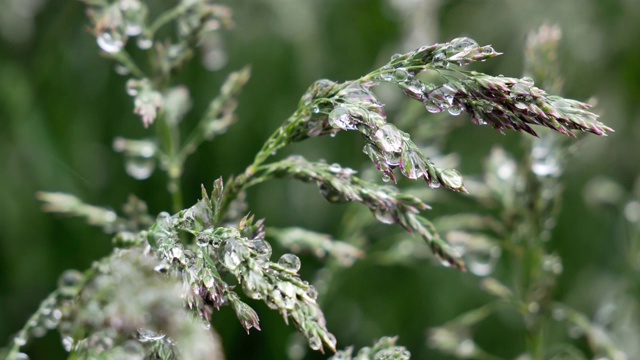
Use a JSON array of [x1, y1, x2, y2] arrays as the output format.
[[14, 353, 29, 360], [467, 246, 501, 276], [447, 104, 463, 116], [125, 156, 156, 180], [97, 31, 124, 54], [374, 124, 404, 153], [328, 106, 356, 130], [400, 150, 426, 179], [374, 208, 395, 224], [424, 100, 442, 113], [278, 253, 301, 273]]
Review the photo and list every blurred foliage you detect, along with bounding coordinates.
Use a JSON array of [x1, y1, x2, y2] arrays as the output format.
[[0, 0, 638, 359]]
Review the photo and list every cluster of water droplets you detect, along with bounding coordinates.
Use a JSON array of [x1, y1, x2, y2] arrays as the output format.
[[423, 83, 464, 116], [94, 1, 152, 55], [113, 137, 157, 180]]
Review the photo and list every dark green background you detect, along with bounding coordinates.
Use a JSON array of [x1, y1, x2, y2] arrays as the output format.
[[1, 0, 639, 359]]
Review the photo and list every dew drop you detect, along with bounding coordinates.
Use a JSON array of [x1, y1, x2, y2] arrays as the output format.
[[222, 239, 244, 270], [125, 156, 156, 180], [374, 124, 404, 153], [278, 253, 301, 273], [15, 353, 29, 360], [428, 179, 441, 189], [381, 174, 391, 183], [97, 31, 124, 54], [328, 163, 342, 173], [393, 68, 409, 82], [305, 286, 318, 300], [467, 246, 501, 276], [196, 228, 213, 247], [552, 307, 566, 321], [125, 23, 143, 37], [374, 208, 395, 224], [328, 106, 356, 131], [62, 336, 75, 352], [380, 66, 394, 81], [136, 36, 153, 50], [447, 104, 463, 116], [14, 335, 27, 347], [137, 328, 166, 342], [450, 37, 479, 52], [400, 150, 427, 179], [439, 168, 464, 189], [424, 100, 442, 113], [308, 336, 322, 351], [58, 270, 84, 297], [249, 239, 272, 260], [431, 52, 447, 67]]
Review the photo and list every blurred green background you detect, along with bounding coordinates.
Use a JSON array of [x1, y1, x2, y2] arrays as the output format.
[[1, 0, 639, 359]]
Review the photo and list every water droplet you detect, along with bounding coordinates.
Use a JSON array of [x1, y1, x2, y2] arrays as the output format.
[[374, 124, 404, 153], [328, 106, 356, 130], [137, 36, 153, 50], [447, 104, 463, 116], [308, 336, 322, 351], [542, 254, 563, 275], [521, 77, 534, 86], [391, 53, 402, 61], [497, 161, 516, 180], [424, 100, 442, 113], [58, 270, 84, 297], [125, 156, 156, 180], [379, 66, 394, 81], [196, 228, 213, 247], [431, 52, 447, 67], [450, 37, 479, 53], [97, 31, 124, 54], [428, 178, 441, 189], [249, 239, 272, 259], [14, 335, 27, 346], [114, 64, 130, 75], [319, 184, 349, 203], [328, 163, 342, 173], [278, 253, 301, 273], [381, 174, 391, 183], [439, 168, 464, 189], [15, 353, 29, 360], [374, 208, 395, 224], [400, 150, 427, 179], [62, 336, 74, 352], [467, 246, 501, 276], [125, 23, 142, 37], [552, 307, 566, 321], [305, 286, 318, 300], [222, 239, 244, 270], [393, 68, 409, 82], [531, 159, 560, 177], [137, 328, 166, 342]]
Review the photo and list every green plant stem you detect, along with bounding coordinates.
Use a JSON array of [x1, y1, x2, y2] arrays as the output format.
[[156, 114, 184, 213], [148, 3, 193, 37], [112, 51, 145, 78]]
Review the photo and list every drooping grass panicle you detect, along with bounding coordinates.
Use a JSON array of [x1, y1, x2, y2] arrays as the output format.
[[255, 156, 465, 270]]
